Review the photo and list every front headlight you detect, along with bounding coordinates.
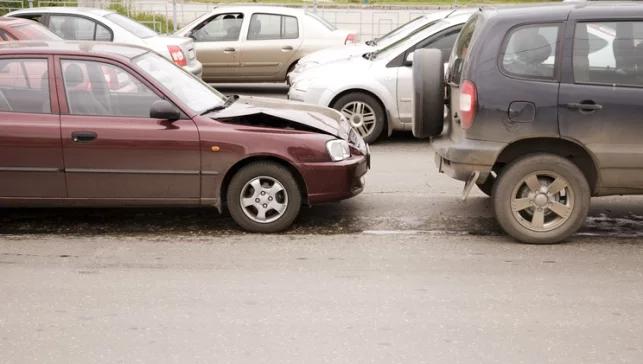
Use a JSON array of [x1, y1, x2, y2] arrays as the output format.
[[326, 139, 351, 162]]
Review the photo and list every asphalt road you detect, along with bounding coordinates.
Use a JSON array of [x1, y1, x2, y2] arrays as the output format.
[[1, 86, 642, 364]]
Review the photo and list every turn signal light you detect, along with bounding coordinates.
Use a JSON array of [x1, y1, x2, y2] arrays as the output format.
[[459, 80, 477, 130], [168, 45, 187, 67], [345, 33, 357, 45]]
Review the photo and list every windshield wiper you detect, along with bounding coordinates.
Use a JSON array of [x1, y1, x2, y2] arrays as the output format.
[[201, 94, 239, 115], [366, 39, 377, 46]]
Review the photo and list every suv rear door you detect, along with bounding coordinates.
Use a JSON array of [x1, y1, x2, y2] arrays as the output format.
[[559, 18, 643, 192]]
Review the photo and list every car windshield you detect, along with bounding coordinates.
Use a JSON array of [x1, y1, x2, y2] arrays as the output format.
[[369, 18, 443, 60], [10, 23, 60, 40], [371, 16, 425, 46], [105, 13, 157, 39], [306, 12, 336, 31], [133, 52, 225, 113]]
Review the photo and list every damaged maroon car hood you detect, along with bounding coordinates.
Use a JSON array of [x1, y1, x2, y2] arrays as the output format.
[[207, 96, 351, 140]]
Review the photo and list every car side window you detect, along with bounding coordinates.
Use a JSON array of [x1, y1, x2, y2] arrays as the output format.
[[0, 58, 50, 113], [573, 21, 643, 87], [247, 14, 298, 40], [61, 59, 161, 118], [193, 13, 244, 42], [0, 30, 9, 41], [501, 24, 560, 80], [415, 28, 461, 64], [49, 15, 111, 41]]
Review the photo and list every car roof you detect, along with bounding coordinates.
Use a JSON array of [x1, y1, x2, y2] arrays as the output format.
[[8, 7, 115, 17], [0, 41, 148, 60], [208, 5, 306, 16], [480, 1, 643, 20]]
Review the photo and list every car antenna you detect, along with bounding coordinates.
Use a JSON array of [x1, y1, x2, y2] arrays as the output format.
[[445, 8, 458, 18]]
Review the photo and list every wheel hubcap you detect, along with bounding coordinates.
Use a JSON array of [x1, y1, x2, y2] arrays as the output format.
[[510, 172, 574, 232], [340, 101, 376, 138], [240, 176, 288, 224]]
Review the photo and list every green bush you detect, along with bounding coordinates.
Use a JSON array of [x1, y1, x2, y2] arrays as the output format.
[[108, 1, 174, 34]]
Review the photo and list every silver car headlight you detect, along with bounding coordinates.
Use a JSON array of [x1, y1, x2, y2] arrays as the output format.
[[326, 139, 351, 162]]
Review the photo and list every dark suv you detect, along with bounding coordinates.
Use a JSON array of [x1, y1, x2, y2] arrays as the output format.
[[413, 2, 643, 243]]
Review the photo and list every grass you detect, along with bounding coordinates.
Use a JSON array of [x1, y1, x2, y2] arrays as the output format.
[[108, 1, 174, 34]]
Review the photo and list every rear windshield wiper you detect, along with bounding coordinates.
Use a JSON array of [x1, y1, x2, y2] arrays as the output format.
[[201, 94, 239, 114], [365, 39, 377, 46]]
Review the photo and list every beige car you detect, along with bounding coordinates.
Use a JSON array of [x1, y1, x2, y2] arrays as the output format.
[[176, 6, 356, 83]]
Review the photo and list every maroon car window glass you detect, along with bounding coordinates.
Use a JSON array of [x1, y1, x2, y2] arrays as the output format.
[[10, 23, 60, 41], [0, 58, 50, 113], [61, 59, 161, 117], [49, 15, 96, 40], [0, 30, 8, 41], [574, 21, 643, 87]]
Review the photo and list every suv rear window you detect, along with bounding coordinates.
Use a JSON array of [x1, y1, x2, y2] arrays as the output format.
[[501, 24, 560, 80], [448, 13, 479, 84]]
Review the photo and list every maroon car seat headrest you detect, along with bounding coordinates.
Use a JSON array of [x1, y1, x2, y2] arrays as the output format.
[[64, 63, 84, 88]]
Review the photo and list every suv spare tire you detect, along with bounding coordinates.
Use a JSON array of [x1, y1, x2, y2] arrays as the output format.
[[412, 48, 445, 139]]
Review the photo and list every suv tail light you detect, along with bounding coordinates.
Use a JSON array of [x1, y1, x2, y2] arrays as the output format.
[[459, 80, 477, 130], [345, 33, 357, 45], [167, 45, 187, 67]]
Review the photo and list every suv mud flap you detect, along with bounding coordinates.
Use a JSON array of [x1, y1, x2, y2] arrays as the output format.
[[462, 170, 480, 201]]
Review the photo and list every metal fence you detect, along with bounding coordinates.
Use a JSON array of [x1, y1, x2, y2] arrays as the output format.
[[2, 0, 455, 39]]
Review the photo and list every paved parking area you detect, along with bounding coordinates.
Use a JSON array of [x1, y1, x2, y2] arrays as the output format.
[[1, 87, 642, 364]]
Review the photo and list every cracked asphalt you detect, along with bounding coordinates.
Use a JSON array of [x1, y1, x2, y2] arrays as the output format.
[[1, 86, 642, 364]]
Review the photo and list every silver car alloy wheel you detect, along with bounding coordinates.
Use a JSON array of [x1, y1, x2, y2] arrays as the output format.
[[340, 101, 377, 138], [240, 176, 288, 224], [510, 171, 575, 232]]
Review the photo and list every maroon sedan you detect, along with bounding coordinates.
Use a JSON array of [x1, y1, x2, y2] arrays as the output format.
[[0, 16, 61, 41], [0, 42, 369, 232]]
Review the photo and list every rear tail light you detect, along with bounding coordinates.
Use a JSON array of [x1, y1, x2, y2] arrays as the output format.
[[459, 80, 477, 130], [167, 45, 187, 67], [345, 33, 357, 45]]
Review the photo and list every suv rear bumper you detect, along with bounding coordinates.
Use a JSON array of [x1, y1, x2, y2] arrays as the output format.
[[432, 136, 506, 183]]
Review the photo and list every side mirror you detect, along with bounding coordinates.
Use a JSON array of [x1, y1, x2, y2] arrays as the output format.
[[150, 100, 180, 121], [404, 52, 414, 66]]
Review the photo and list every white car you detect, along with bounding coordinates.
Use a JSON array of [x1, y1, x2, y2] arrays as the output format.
[[288, 9, 456, 85], [8, 7, 202, 77], [288, 10, 473, 143]]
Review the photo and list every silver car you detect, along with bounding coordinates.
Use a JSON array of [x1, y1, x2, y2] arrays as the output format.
[[7, 7, 202, 77], [288, 9, 456, 85], [288, 10, 473, 144], [175, 6, 355, 83]]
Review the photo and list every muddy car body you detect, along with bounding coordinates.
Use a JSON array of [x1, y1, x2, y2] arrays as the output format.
[[413, 2, 643, 243], [0, 42, 369, 232]]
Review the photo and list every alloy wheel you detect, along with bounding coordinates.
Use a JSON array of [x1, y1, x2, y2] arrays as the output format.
[[340, 101, 377, 138], [510, 171, 575, 232], [240, 176, 288, 224]]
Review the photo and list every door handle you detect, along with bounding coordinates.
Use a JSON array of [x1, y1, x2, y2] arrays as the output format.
[[71, 131, 97, 143], [566, 101, 603, 112], [223, 47, 236, 53], [281, 45, 294, 52]]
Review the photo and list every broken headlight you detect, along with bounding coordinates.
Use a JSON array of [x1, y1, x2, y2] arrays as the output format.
[[326, 139, 351, 162]]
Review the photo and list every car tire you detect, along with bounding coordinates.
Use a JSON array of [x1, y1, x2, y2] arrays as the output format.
[[493, 154, 590, 244], [227, 162, 302, 233], [332, 92, 386, 144], [476, 174, 496, 197], [412, 48, 444, 138]]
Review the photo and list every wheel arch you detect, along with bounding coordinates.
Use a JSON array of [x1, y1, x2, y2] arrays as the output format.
[[493, 138, 600, 194], [219, 155, 310, 212]]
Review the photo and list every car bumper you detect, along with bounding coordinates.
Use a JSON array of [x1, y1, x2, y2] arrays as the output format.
[[431, 135, 505, 183], [287, 86, 328, 105], [184, 61, 203, 78], [300, 153, 369, 204]]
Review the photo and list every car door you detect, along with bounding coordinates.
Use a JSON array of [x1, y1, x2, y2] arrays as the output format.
[[559, 19, 643, 192], [190, 12, 244, 82], [56, 56, 201, 201], [239, 13, 302, 80], [395, 26, 462, 124], [0, 56, 66, 198]]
